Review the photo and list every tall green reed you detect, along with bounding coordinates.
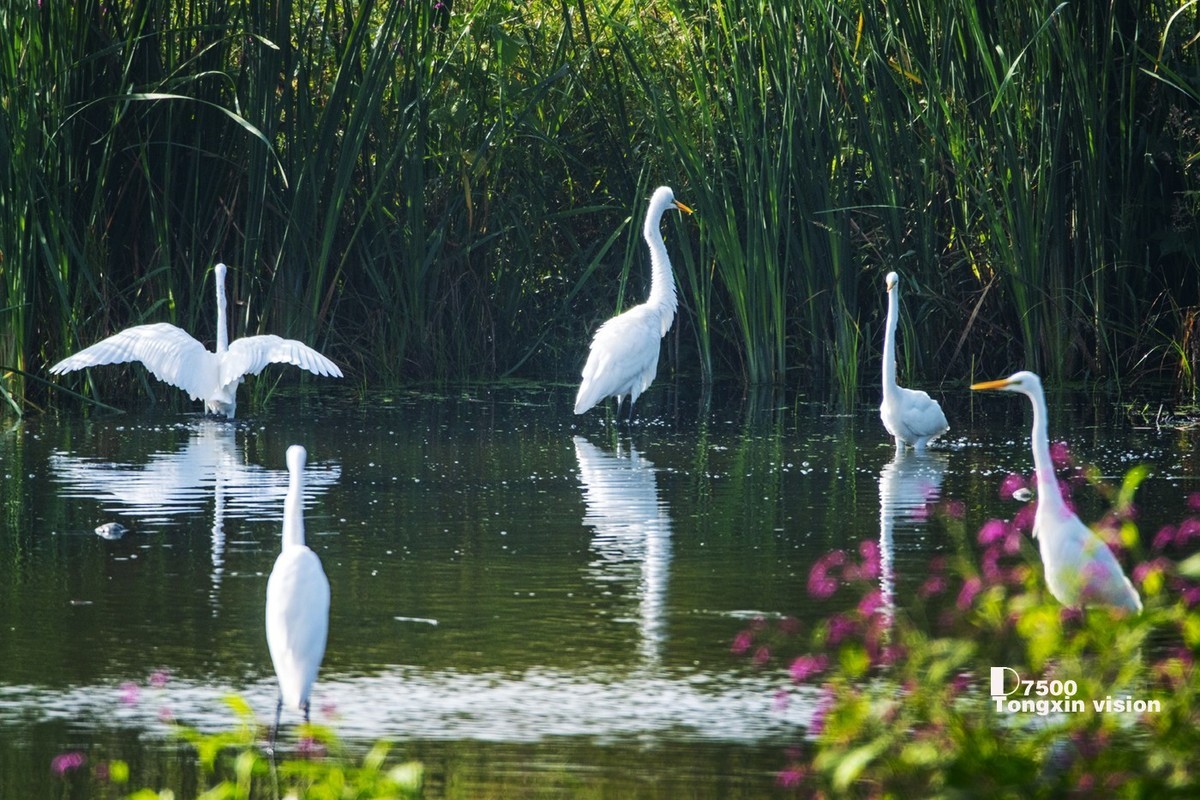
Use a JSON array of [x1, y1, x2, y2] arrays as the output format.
[[2, 0, 1197, 414]]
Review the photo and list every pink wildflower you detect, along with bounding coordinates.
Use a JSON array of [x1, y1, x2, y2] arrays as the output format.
[[999, 472, 1028, 500], [51, 752, 86, 776], [1152, 525, 1176, 551], [776, 765, 806, 788], [1049, 441, 1072, 468], [956, 576, 983, 610], [857, 589, 885, 618], [753, 645, 771, 666], [978, 519, 1007, 546], [857, 539, 881, 579], [918, 574, 948, 598], [807, 550, 847, 599], [119, 681, 141, 706], [788, 654, 829, 683], [825, 613, 857, 645]]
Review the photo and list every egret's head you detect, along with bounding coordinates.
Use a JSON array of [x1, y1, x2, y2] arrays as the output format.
[[650, 186, 694, 216], [215, 262, 227, 281], [286, 444, 307, 476], [885, 271, 899, 292], [970, 370, 1043, 395]]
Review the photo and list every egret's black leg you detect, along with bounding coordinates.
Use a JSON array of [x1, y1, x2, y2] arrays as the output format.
[[269, 694, 283, 753], [303, 700, 311, 723]]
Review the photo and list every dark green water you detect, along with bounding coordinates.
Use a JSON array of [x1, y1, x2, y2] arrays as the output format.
[[1, 386, 1196, 797]]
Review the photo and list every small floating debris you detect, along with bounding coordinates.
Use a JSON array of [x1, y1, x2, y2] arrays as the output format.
[[1012, 487, 1034, 502], [394, 616, 439, 626], [94, 522, 128, 540]]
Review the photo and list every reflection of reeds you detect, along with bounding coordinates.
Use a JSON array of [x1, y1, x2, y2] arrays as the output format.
[[2, 2, 1198, 411]]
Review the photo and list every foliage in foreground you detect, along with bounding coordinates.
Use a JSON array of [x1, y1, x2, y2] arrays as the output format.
[[51, 697, 423, 800], [737, 461, 1200, 797]]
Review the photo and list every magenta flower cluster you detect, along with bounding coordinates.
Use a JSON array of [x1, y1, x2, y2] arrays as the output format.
[[51, 751, 86, 776], [735, 463, 1200, 796]]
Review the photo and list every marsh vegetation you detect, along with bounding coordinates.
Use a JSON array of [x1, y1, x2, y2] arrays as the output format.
[[2, 1, 1198, 414]]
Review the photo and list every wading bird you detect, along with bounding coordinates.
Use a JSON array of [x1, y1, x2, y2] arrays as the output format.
[[880, 271, 949, 451], [49, 263, 342, 419], [574, 186, 693, 419], [265, 445, 331, 744], [970, 371, 1142, 613]]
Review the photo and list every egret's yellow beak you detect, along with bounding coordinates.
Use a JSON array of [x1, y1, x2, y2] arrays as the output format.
[[970, 378, 1012, 391], [673, 200, 694, 215]]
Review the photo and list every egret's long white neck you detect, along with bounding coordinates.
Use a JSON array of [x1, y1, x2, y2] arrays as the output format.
[[882, 285, 899, 395], [1025, 382, 1066, 516], [644, 198, 678, 334], [283, 456, 306, 549], [215, 265, 230, 354]]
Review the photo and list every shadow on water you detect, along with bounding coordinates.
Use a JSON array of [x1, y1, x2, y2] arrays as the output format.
[[0, 385, 1197, 796]]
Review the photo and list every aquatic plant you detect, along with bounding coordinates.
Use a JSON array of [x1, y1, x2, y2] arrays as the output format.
[[49, 696, 424, 800], [2, 1, 1198, 413], [735, 464, 1200, 796]]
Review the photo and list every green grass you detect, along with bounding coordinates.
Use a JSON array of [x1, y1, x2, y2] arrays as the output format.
[[2, 0, 1198, 413]]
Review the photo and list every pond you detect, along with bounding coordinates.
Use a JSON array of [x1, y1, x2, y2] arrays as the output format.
[[0, 385, 1196, 797]]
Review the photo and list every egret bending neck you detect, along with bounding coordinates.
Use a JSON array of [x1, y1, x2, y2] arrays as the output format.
[[1026, 384, 1065, 515]]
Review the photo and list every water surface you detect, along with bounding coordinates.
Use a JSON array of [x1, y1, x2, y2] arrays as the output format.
[[1, 386, 1196, 796]]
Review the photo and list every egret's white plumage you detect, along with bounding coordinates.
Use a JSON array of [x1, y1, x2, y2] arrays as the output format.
[[49, 263, 342, 419], [971, 371, 1142, 613], [880, 271, 949, 451], [574, 186, 693, 417], [265, 445, 331, 732]]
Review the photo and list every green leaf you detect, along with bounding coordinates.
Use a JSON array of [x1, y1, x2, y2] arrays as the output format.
[[832, 740, 887, 791]]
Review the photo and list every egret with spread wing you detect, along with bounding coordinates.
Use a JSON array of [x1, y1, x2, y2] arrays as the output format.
[[971, 371, 1141, 613], [574, 187, 693, 418], [50, 263, 342, 419], [880, 271, 949, 451]]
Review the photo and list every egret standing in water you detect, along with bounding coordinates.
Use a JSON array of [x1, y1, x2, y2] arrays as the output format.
[[574, 186, 693, 419], [971, 371, 1142, 613], [880, 271, 949, 451], [266, 445, 331, 743], [50, 262, 342, 419]]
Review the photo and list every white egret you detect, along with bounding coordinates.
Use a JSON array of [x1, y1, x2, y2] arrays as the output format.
[[574, 186, 693, 418], [49, 263, 343, 419], [971, 371, 1142, 613], [265, 445, 331, 741], [880, 271, 949, 451]]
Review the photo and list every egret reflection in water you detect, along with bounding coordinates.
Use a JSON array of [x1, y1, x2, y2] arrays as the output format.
[[48, 421, 340, 611], [877, 449, 948, 618], [573, 436, 672, 667]]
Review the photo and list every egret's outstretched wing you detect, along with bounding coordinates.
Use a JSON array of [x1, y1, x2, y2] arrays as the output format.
[[50, 323, 216, 402], [223, 335, 343, 385]]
